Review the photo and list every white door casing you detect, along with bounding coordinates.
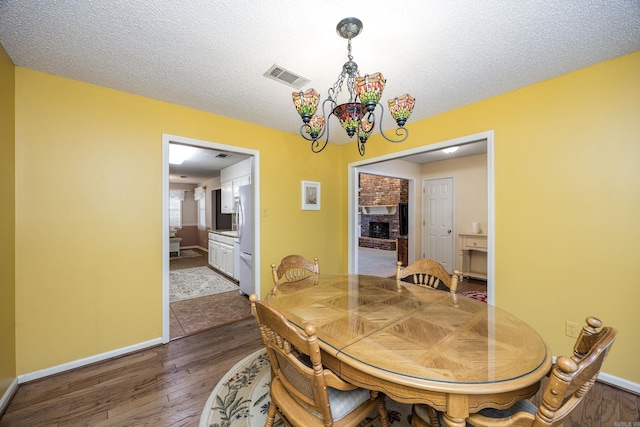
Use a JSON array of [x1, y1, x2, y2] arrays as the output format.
[[347, 130, 494, 304], [423, 177, 455, 273], [162, 133, 261, 344]]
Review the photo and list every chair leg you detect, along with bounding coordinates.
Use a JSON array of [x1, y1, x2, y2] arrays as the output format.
[[411, 404, 441, 427], [426, 406, 441, 427], [378, 399, 391, 427], [265, 402, 278, 427]]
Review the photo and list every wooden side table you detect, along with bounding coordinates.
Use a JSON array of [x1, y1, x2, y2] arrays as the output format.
[[457, 233, 487, 281]]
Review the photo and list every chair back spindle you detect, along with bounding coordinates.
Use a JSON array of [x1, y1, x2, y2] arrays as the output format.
[[396, 259, 459, 293]]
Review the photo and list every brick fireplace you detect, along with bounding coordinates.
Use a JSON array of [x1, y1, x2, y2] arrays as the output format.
[[358, 173, 408, 251], [369, 222, 390, 239]]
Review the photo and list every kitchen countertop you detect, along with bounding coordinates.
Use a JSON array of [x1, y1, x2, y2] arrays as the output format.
[[209, 230, 238, 238]]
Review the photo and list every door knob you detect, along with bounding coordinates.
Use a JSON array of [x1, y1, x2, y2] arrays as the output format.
[[448, 230, 452, 234]]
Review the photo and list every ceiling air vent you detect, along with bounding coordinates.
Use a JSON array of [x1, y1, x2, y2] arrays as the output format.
[[264, 64, 310, 89]]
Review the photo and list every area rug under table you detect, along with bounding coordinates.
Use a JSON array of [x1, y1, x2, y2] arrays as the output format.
[[461, 290, 488, 303], [170, 266, 237, 302], [199, 349, 414, 427]]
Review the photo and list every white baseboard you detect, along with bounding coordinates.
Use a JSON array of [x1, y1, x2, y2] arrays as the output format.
[[17, 337, 163, 384], [0, 377, 18, 416], [181, 245, 208, 252], [599, 372, 640, 395]]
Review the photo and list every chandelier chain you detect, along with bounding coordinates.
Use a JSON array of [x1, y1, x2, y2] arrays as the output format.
[[328, 37, 361, 103], [328, 72, 345, 103]]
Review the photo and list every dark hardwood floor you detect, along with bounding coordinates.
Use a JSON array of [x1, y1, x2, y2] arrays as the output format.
[[0, 318, 264, 427], [531, 377, 640, 426]]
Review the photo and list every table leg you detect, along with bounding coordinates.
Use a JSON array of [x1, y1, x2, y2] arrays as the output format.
[[441, 413, 467, 427], [442, 395, 468, 427]]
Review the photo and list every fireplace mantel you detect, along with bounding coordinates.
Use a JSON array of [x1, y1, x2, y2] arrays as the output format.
[[360, 205, 397, 215]]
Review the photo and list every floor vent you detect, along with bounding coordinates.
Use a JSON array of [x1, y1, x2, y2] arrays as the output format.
[[263, 64, 310, 89]]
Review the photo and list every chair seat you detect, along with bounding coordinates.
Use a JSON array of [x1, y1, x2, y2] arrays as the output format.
[[323, 385, 372, 421], [291, 352, 372, 421], [271, 376, 379, 425]]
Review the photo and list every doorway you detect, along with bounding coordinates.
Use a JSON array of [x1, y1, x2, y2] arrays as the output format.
[[348, 131, 494, 303], [357, 172, 409, 278], [161, 133, 261, 343], [423, 177, 455, 271]]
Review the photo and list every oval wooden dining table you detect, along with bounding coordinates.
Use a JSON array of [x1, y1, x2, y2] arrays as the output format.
[[265, 273, 552, 427]]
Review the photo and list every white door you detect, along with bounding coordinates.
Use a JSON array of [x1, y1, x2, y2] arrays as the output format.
[[422, 177, 455, 272]]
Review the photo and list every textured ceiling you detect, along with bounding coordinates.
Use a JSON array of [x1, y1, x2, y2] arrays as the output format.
[[1, 0, 639, 149]]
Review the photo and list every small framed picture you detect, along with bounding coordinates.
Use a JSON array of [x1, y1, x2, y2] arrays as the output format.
[[301, 181, 320, 210]]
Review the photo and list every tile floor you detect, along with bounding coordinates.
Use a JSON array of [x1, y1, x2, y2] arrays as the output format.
[[169, 248, 252, 340], [358, 246, 398, 277], [170, 290, 252, 339]]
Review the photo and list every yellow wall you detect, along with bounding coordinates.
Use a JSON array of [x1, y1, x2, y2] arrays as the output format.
[[0, 43, 16, 398], [341, 51, 640, 382], [11, 50, 640, 385], [14, 68, 343, 374]]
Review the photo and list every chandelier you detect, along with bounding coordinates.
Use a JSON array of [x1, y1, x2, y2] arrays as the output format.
[[292, 17, 415, 156]]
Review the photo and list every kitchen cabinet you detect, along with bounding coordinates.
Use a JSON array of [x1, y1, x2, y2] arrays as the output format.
[[220, 181, 234, 213], [220, 158, 252, 213], [208, 232, 236, 277], [208, 239, 216, 266], [233, 174, 250, 197], [220, 174, 251, 213], [219, 241, 234, 277]]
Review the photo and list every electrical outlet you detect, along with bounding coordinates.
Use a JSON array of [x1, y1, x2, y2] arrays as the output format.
[[565, 321, 580, 338]]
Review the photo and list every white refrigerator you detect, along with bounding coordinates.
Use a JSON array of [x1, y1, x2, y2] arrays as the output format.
[[237, 184, 252, 295]]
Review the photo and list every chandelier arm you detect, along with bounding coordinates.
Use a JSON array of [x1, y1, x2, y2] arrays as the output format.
[[311, 138, 329, 153], [298, 97, 335, 143], [298, 125, 318, 141], [375, 102, 410, 143], [309, 98, 337, 153], [298, 121, 329, 152], [310, 115, 333, 153], [358, 140, 366, 156], [363, 110, 377, 130]]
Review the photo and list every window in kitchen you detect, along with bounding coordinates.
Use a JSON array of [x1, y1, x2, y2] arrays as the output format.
[[195, 187, 206, 230], [169, 189, 185, 228]]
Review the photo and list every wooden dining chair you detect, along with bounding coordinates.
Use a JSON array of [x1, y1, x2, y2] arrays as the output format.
[[271, 254, 319, 285], [396, 259, 460, 293], [249, 294, 390, 427], [412, 316, 617, 427]]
